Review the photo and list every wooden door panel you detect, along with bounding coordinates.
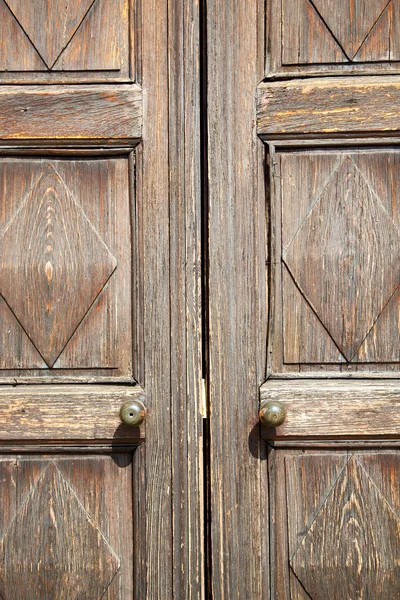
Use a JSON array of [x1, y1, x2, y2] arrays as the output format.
[[0, 0, 133, 83], [0, 0, 203, 596], [257, 15, 400, 597], [0, 157, 133, 381], [272, 450, 400, 600], [268, 0, 400, 77], [268, 147, 400, 375], [0, 453, 134, 599]]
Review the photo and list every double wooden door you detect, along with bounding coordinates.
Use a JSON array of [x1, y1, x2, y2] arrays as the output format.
[[0, 0, 399, 599]]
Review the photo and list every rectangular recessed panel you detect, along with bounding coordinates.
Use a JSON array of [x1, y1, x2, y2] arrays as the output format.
[[0, 157, 135, 382], [268, 0, 400, 77], [0, 454, 135, 599], [270, 148, 400, 375], [271, 450, 400, 599], [0, 0, 133, 82]]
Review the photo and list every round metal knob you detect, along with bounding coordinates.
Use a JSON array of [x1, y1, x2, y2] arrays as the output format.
[[120, 400, 146, 427], [259, 401, 286, 428]]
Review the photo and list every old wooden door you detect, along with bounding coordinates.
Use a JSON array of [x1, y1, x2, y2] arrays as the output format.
[[0, 1, 203, 599], [208, 0, 400, 598]]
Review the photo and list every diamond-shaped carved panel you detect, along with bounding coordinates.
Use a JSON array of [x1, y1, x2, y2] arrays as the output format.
[[291, 456, 400, 600], [4, 0, 95, 68], [0, 164, 117, 367], [0, 0, 128, 78], [311, 0, 389, 59], [284, 156, 400, 361], [0, 463, 120, 600], [280, 0, 400, 68]]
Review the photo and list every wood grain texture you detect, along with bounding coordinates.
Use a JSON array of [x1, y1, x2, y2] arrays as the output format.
[[168, 0, 204, 596], [291, 455, 400, 599], [0, 455, 133, 599], [207, 0, 268, 597], [270, 149, 400, 375], [0, 0, 131, 82], [258, 77, 400, 137], [284, 156, 400, 362], [0, 158, 132, 381], [52, 0, 126, 72], [0, 163, 116, 367], [273, 451, 400, 600], [268, 0, 400, 77], [0, 85, 142, 141], [141, 0, 172, 596], [0, 385, 145, 441], [5, 0, 95, 68], [260, 380, 400, 437], [0, 462, 119, 600], [284, 0, 390, 63]]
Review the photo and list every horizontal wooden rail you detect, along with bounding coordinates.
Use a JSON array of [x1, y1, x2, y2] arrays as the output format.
[[257, 76, 400, 138], [0, 385, 145, 441], [0, 85, 142, 142], [260, 380, 400, 438]]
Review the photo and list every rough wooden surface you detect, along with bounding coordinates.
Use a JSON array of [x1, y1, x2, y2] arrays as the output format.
[[0, 85, 142, 141], [0, 0, 131, 82], [0, 385, 145, 441], [258, 77, 400, 137], [270, 148, 400, 376], [168, 0, 204, 596], [0, 455, 133, 599], [267, 0, 400, 77], [274, 452, 400, 600], [141, 0, 172, 596], [0, 158, 132, 380], [261, 380, 400, 437], [207, 0, 268, 597]]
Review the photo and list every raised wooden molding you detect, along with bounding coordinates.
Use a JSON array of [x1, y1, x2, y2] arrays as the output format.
[[0, 384, 145, 441], [0, 85, 142, 142], [258, 76, 400, 138], [260, 380, 400, 438]]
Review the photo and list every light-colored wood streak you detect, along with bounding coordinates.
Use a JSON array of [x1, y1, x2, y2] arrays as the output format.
[[0, 385, 145, 440], [258, 77, 400, 137], [0, 85, 142, 141], [261, 380, 400, 437]]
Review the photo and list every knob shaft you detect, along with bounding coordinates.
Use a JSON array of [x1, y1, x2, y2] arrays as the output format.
[[259, 401, 286, 428], [120, 399, 146, 426]]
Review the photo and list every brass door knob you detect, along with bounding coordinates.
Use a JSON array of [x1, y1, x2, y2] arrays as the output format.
[[120, 399, 146, 426], [259, 401, 286, 427]]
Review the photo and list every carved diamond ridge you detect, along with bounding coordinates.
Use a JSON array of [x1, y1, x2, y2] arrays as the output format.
[[284, 156, 400, 361], [0, 164, 117, 367], [0, 463, 120, 600], [310, 0, 390, 59], [291, 456, 400, 600]]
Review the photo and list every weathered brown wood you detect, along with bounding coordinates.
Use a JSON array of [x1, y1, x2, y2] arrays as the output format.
[[258, 77, 400, 137], [285, 156, 400, 362], [0, 0, 131, 82], [0, 85, 142, 141], [207, 0, 268, 598], [141, 0, 173, 595], [261, 380, 400, 437], [168, 0, 204, 596], [269, 148, 400, 376], [0, 454, 134, 599], [0, 385, 145, 441], [268, 0, 400, 77], [291, 455, 400, 599], [0, 158, 132, 381]]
